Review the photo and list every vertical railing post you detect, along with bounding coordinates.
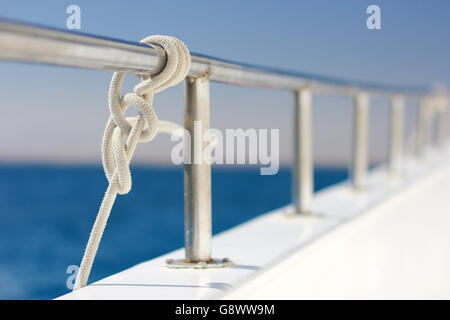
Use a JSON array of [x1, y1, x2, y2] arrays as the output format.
[[437, 95, 449, 148], [352, 92, 369, 190], [388, 94, 404, 173], [183, 75, 212, 262], [417, 96, 430, 157], [292, 86, 313, 214]]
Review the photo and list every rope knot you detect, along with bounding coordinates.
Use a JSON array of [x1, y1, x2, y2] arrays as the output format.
[[74, 35, 190, 291], [102, 35, 190, 195]]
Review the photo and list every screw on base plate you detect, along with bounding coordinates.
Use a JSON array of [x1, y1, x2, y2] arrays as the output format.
[[166, 258, 233, 269]]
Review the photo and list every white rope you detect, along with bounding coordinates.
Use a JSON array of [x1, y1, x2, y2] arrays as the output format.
[[74, 35, 191, 290]]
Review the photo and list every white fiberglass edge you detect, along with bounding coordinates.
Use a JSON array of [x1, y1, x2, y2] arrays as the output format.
[[59, 146, 450, 300]]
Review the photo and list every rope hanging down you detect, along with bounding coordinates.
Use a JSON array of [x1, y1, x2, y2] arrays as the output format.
[[74, 35, 191, 290]]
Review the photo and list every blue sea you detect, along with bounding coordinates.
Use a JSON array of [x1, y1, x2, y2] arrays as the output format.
[[0, 165, 347, 299]]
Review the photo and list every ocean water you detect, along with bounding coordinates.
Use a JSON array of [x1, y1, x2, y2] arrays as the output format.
[[0, 165, 347, 299]]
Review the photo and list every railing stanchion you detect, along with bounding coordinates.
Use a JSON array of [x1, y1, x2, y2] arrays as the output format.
[[184, 76, 212, 262], [388, 94, 404, 173], [417, 96, 430, 157], [292, 86, 313, 214], [352, 92, 369, 190], [437, 95, 449, 148]]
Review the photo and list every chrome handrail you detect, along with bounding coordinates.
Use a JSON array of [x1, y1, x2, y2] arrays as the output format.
[[0, 18, 428, 94]]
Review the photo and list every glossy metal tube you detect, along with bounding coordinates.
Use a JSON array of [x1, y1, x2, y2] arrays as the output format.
[[184, 76, 212, 262], [352, 93, 369, 190], [292, 87, 313, 213], [437, 95, 449, 148], [417, 96, 431, 157], [0, 19, 428, 95], [388, 95, 404, 173], [0, 19, 167, 75]]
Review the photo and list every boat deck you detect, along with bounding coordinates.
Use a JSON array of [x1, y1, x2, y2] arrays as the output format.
[[60, 147, 450, 299]]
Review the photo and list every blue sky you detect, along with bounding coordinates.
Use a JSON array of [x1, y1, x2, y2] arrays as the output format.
[[0, 0, 448, 165]]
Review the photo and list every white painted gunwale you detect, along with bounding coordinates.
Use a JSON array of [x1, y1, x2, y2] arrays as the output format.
[[59, 146, 450, 300]]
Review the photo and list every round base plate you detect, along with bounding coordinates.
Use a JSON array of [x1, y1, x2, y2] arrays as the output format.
[[166, 258, 233, 269]]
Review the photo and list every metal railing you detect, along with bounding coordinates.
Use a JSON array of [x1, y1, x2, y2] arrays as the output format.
[[0, 18, 448, 264]]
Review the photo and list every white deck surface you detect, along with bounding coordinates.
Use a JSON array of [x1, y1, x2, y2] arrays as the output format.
[[60, 148, 450, 299]]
